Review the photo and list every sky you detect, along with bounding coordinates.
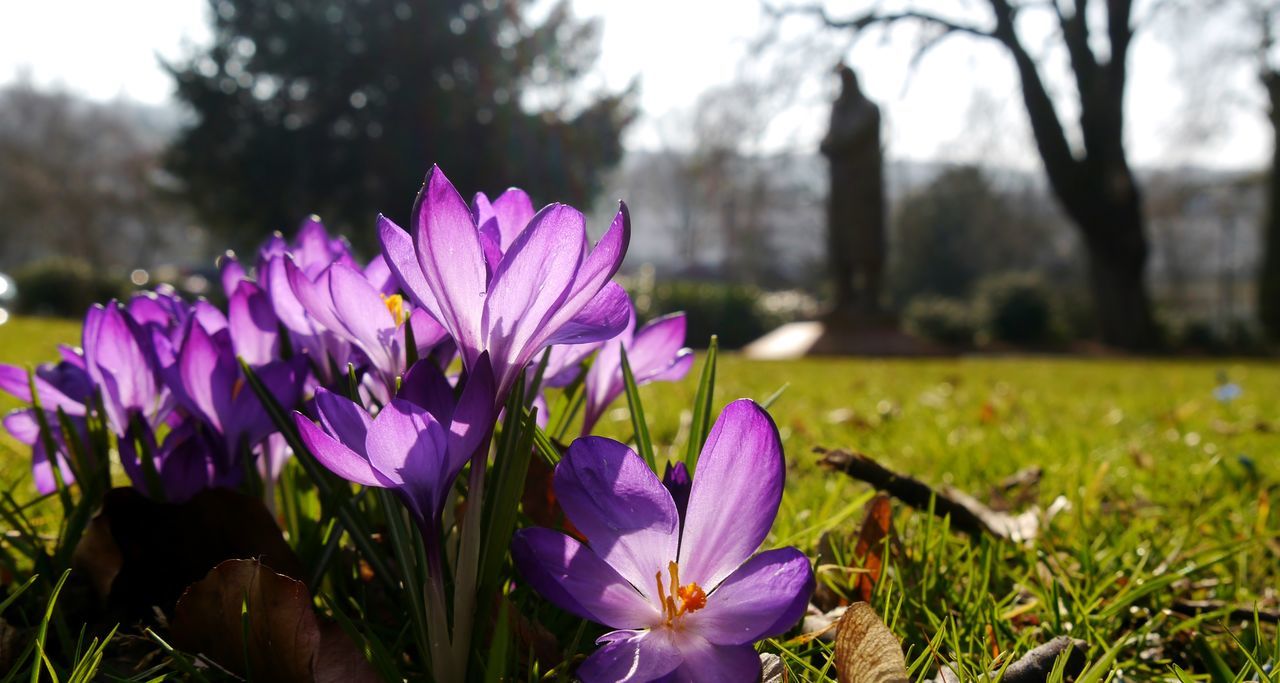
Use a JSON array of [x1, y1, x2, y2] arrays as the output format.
[[0, 0, 1270, 171]]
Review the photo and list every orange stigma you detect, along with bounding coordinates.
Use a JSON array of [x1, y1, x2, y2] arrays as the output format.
[[654, 561, 706, 627], [382, 294, 408, 325]]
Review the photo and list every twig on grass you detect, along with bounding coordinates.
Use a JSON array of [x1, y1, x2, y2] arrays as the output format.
[[814, 447, 1066, 543]]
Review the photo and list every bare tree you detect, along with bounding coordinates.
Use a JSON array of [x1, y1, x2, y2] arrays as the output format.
[[771, 0, 1161, 348], [0, 79, 187, 273], [1251, 1, 1280, 337]]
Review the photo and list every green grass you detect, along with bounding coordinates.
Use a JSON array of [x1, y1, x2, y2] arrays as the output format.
[[598, 355, 1280, 678], [2, 315, 1277, 678]]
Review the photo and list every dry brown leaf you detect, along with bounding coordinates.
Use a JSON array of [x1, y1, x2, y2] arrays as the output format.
[[171, 559, 377, 683], [72, 487, 304, 620], [852, 494, 892, 603], [760, 652, 786, 682], [834, 602, 908, 683]]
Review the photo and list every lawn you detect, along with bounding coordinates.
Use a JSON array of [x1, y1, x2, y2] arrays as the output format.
[[2, 315, 1277, 678]]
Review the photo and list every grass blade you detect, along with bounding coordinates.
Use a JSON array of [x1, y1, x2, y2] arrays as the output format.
[[683, 335, 717, 473], [619, 347, 657, 471]]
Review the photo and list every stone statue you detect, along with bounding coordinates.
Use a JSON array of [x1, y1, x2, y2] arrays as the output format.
[[820, 65, 885, 315]]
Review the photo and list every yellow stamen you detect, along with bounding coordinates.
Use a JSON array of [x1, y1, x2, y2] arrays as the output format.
[[382, 294, 408, 326], [231, 376, 246, 402], [655, 561, 707, 626]]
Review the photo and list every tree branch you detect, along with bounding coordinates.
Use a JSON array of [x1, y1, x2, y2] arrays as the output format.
[[763, 2, 994, 39], [985, 0, 1085, 205]]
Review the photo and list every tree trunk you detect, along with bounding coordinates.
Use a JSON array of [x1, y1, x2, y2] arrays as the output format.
[[1083, 224, 1158, 349], [1257, 73, 1280, 339]]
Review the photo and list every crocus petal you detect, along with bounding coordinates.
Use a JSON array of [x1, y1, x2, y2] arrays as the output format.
[[263, 256, 316, 336], [0, 365, 35, 403], [191, 300, 229, 336], [363, 254, 397, 296], [57, 345, 86, 371], [258, 233, 287, 261], [677, 399, 784, 589], [478, 230, 504, 275], [554, 437, 679, 602], [682, 547, 813, 645], [0, 364, 85, 416], [314, 388, 373, 450], [294, 412, 387, 488], [661, 461, 692, 523], [396, 360, 456, 424], [85, 302, 156, 432], [540, 342, 598, 388], [511, 528, 660, 629], [652, 350, 694, 384], [228, 281, 280, 367], [490, 187, 536, 250], [628, 313, 690, 382], [294, 215, 345, 275], [286, 259, 345, 334], [229, 357, 304, 447], [412, 166, 487, 367], [667, 637, 761, 682], [30, 439, 61, 495], [218, 253, 247, 296], [5, 410, 74, 494], [327, 262, 400, 376], [154, 422, 220, 503], [471, 191, 496, 231], [174, 320, 237, 433], [128, 292, 178, 330], [256, 432, 290, 484], [2, 408, 40, 445], [543, 281, 632, 347], [482, 203, 585, 393], [445, 353, 495, 477], [538, 204, 631, 346], [575, 629, 682, 683], [364, 398, 450, 517], [377, 214, 441, 320], [409, 308, 450, 356]]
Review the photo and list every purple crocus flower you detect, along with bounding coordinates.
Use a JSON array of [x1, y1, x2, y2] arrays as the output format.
[[379, 165, 631, 403], [83, 301, 163, 435], [163, 317, 306, 458], [293, 356, 495, 525], [580, 306, 693, 434], [251, 218, 360, 387], [0, 351, 93, 493], [511, 400, 814, 682], [287, 259, 449, 397], [118, 418, 235, 502]]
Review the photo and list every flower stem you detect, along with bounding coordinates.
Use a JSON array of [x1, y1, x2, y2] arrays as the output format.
[[449, 449, 486, 676], [422, 524, 457, 683]]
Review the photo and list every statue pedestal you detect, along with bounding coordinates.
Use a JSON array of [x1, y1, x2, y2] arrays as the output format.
[[741, 309, 951, 359]]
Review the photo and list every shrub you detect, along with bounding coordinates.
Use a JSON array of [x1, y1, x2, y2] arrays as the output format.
[[972, 271, 1055, 345], [627, 273, 815, 349], [12, 258, 128, 318], [902, 296, 974, 346]]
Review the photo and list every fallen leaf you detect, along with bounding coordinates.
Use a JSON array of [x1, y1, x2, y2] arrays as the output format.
[[852, 495, 892, 603], [171, 559, 377, 683], [799, 604, 845, 643], [834, 602, 908, 683], [760, 652, 786, 682], [998, 637, 1087, 683], [72, 487, 304, 620]]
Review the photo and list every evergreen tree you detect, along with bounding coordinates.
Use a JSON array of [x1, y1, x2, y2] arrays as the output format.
[[166, 0, 635, 251]]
